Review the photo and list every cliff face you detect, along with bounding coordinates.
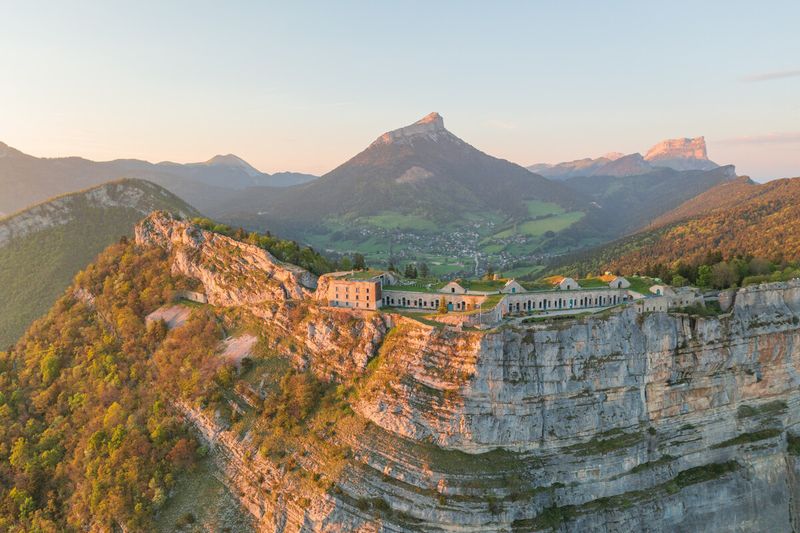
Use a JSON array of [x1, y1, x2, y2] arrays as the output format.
[[644, 137, 718, 171], [135, 217, 800, 531], [198, 284, 800, 530], [135, 211, 317, 306]]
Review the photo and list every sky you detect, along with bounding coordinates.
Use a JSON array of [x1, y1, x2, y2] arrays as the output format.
[[0, 1, 798, 181]]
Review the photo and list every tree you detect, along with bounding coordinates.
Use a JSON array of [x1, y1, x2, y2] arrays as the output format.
[[711, 261, 738, 289], [438, 298, 448, 314], [352, 253, 366, 271], [339, 257, 353, 271], [387, 260, 397, 273], [749, 256, 772, 276], [418, 262, 430, 278], [671, 274, 689, 287], [697, 265, 713, 288], [404, 264, 418, 279], [485, 264, 495, 279]]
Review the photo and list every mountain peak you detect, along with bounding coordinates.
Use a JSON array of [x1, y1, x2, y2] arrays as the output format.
[[644, 136, 718, 171], [644, 136, 708, 162], [202, 154, 261, 176], [414, 112, 444, 127], [371, 112, 450, 146]]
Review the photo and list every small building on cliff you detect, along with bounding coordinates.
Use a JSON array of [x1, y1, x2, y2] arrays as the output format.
[[316, 271, 384, 310], [544, 275, 581, 290]]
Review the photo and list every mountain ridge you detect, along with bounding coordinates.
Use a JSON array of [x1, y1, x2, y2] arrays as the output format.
[[0, 178, 199, 347], [529, 136, 720, 179], [0, 142, 317, 215]]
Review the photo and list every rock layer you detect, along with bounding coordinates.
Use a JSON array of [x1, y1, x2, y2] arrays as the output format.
[[140, 216, 800, 531], [134, 211, 317, 306]]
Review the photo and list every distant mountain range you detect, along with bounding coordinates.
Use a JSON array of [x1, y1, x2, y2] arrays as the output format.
[[528, 136, 719, 180], [0, 141, 316, 215], [207, 113, 740, 277], [0, 178, 198, 347], [1, 115, 742, 279]]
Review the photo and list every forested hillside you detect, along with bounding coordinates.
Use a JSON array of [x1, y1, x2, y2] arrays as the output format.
[[552, 177, 800, 284], [0, 180, 199, 348], [0, 242, 215, 530]]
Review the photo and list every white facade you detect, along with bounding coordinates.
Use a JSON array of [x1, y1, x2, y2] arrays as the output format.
[[439, 281, 467, 294], [501, 280, 526, 294], [607, 276, 630, 289], [503, 288, 630, 314], [650, 285, 676, 297], [558, 277, 581, 290]]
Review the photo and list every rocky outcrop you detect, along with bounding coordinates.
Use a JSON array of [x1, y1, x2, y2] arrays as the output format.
[[371, 112, 451, 146], [644, 136, 719, 171], [179, 276, 800, 531], [134, 211, 317, 307]]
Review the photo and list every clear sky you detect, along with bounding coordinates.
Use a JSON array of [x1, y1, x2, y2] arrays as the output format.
[[1, 1, 798, 180]]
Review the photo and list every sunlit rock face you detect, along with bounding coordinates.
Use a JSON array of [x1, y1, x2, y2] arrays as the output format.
[[134, 211, 318, 306], [164, 227, 800, 533], [371, 112, 452, 146], [644, 136, 719, 171]]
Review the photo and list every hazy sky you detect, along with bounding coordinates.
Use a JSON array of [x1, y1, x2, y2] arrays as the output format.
[[1, 1, 798, 180]]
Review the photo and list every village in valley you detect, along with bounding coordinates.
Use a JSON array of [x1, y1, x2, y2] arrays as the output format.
[[315, 267, 709, 328]]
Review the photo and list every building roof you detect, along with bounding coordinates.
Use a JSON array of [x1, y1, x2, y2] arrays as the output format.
[[326, 270, 385, 281]]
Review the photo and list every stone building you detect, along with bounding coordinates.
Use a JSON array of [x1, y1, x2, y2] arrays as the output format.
[[544, 275, 581, 290], [317, 271, 384, 310], [316, 270, 701, 322], [439, 281, 467, 294], [503, 288, 631, 314], [599, 273, 631, 289], [500, 280, 526, 294]]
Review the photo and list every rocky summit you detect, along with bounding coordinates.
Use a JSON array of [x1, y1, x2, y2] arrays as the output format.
[[371, 112, 450, 146], [644, 136, 718, 171]]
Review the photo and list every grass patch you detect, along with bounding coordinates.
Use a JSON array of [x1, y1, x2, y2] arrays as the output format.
[[736, 400, 787, 419], [520, 461, 739, 530], [517, 211, 585, 237], [626, 276, 657, 295], [566, 428, 643, 457], [787, 434, 800, 456], [711, 429, 782, 449], [525, 200, 566, 217], [628, 454, 677, 475]]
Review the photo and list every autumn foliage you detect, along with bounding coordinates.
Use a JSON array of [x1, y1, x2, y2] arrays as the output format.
[[0, 241, 222, 531]]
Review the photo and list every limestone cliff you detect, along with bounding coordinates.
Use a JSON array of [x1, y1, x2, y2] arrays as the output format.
[[644, 136, 719, 171], [136, 216, 800, 531], [135, 211, 317, 306]]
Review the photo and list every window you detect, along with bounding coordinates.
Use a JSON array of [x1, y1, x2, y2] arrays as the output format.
[[451, 287, 455, 293]]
